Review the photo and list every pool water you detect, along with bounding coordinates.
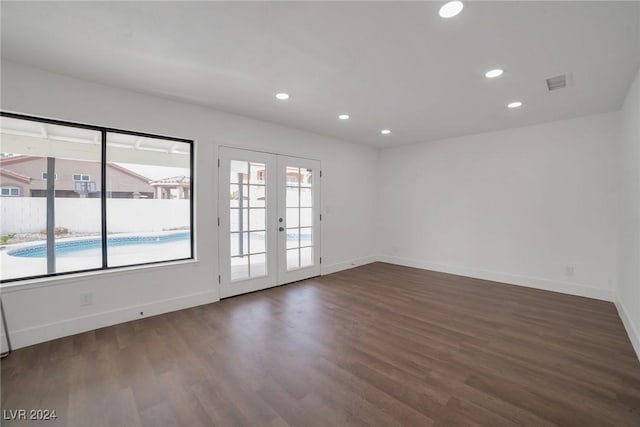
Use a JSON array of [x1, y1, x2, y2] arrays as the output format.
[[8, 232, 190, 258]]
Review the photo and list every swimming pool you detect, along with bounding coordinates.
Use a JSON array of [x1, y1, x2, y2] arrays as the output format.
[[8, 231, 190, 258], [7, 229, 308, 260]]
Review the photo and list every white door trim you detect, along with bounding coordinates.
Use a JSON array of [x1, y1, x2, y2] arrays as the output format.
[[217, 146, 322, 298]]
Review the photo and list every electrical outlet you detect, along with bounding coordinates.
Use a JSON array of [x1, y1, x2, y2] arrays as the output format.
[[80, 292, 93, 306], [565, 266, 575, 277]]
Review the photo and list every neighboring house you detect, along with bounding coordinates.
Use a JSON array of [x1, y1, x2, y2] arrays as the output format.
[[235, 169, 306, 185], [149, 175, 191, 200], [0, 155, 155, 198]]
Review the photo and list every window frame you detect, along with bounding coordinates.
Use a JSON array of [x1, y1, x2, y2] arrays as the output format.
[[41, 172, 58, 181], [0, 111, 195, 284], [72, 173, 90, 182], [1, 187, 20, 196]]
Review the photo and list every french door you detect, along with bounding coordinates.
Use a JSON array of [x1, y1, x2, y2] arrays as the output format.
[[218, 147, 321, 298]]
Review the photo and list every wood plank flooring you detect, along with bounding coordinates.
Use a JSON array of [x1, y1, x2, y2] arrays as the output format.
[[2, 262, 640, 426]]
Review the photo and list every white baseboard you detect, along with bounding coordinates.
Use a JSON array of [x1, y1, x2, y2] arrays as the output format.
[[377, 255, 615, 302], [6, 256, 623, 351], [322, 255, 377, 275], [8, 289, 218, 350], [615, 299, 640, 362], [8, 255, 377, 350]]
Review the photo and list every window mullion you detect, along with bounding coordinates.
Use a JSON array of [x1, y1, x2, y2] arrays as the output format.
[[101, 130, 108, 269]]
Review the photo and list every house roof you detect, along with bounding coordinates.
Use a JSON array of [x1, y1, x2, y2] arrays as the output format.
[[0, 156, 152, 184], [0, 167, 31, 183], [107, 163, 151, 183], [0, 155, 36, 167], [149, 175, 190, 186]]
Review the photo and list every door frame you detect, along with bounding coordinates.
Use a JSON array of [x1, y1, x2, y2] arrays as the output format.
[[217, 146, 322, 298]]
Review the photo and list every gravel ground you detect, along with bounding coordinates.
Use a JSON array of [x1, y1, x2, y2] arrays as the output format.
[[1, 227, 189, 246], [1, 232, 101, 245]]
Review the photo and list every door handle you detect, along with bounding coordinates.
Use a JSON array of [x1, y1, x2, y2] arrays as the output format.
[[279, 227, 284, 232]]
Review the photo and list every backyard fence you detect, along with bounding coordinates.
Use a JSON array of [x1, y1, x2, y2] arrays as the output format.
[[0, 198, 190, 234]]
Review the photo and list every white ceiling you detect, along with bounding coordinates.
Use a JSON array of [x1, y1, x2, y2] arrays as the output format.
[[1, 1, 639, 148]]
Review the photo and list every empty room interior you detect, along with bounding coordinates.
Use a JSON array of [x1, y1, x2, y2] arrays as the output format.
[[1, 1, 639, 426]]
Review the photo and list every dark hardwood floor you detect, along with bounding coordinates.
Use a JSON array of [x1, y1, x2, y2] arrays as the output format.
[[2, 262, 640, 426]]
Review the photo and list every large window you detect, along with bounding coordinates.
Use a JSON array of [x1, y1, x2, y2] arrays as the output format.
[[106, 132, 192, 267], [0, 113, 193, 282]]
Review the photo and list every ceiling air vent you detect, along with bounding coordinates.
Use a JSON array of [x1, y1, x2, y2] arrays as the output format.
[[546, 74, 568, 91]]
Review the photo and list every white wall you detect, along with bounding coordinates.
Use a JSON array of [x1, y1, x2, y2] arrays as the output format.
[[2, 60, 636, 356], [617, 68, 640, 357], [0, 61, 378, 349], [377, 112, 620, 301]]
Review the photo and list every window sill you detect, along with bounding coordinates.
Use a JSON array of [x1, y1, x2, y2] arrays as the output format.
[[0, 258, 199, 294]]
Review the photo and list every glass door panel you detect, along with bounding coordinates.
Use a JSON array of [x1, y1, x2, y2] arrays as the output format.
[[228, 160, 267, 281], [277, 157, 321, 283], [219, 148, 277, 298]]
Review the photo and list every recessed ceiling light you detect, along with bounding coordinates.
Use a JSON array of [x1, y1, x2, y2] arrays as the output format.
[[439, 1, 464, 18], [485, 69, 504, 79], [338, 114, 350, 120], [275, 93, 289, 100], [507, 101, 523, 109], [381, 129, 391, 135]]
